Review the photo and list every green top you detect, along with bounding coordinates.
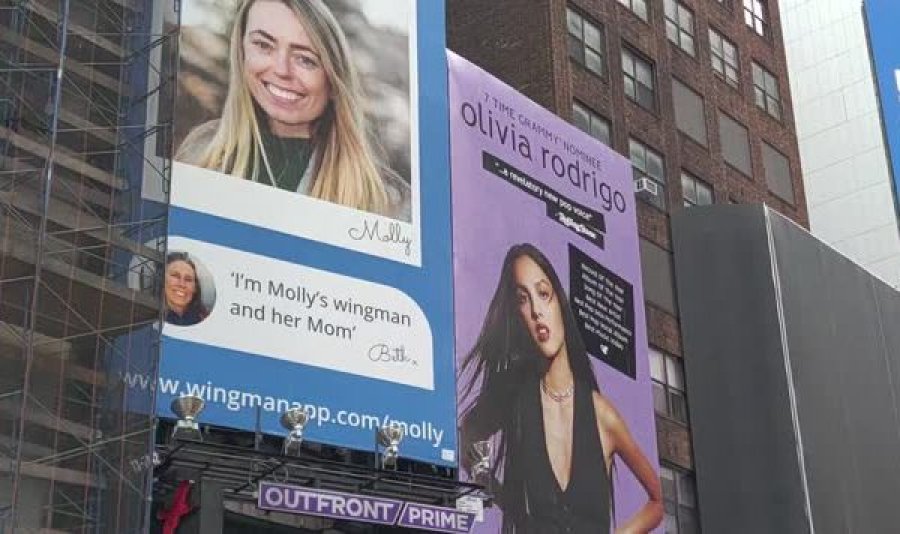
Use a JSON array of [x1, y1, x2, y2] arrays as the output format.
[[258, 128, 313, 193]]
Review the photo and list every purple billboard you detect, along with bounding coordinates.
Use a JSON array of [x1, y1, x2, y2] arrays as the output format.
[[449, 53, 663, 532]]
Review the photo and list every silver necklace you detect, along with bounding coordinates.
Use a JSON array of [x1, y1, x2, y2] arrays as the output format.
[[541, 379, 574, 403]]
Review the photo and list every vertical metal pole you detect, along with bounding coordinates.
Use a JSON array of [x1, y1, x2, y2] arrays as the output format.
[[8, 0, 70, 528], [254, 406, 262, 451]]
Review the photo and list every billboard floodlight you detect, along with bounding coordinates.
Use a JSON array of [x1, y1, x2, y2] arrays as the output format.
[[377, 423, 404, 469], [471, 440, 493, 480], [171, 395, 205, 441], [280, 407, 309, 456]]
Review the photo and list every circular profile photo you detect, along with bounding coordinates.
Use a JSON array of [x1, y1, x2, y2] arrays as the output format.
[[164, 251, 216, 327]]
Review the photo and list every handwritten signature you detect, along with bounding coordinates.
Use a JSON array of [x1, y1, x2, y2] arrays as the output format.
[[368, 343, 417, 366], [348, 219, 413, 256]]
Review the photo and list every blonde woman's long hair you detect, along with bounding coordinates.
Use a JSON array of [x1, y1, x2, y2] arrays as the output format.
[[179, 0, 390, 215]]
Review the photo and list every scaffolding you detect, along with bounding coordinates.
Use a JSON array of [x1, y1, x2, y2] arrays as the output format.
[[0, 0, 176, 531]]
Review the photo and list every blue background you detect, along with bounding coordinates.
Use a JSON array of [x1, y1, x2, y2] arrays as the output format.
[[865, 0, 900, 219], [158, 0, 457, 465]]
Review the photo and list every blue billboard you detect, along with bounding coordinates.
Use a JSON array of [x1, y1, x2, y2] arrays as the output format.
[[156, 0, 456, 465], [865, 0, 900, 216]]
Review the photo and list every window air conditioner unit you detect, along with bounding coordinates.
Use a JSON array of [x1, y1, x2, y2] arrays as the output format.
[[634, 177, 659, 196]]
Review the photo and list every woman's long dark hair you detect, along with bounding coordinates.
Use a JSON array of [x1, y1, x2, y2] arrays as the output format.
[[165, 252, 207, 319], [458, 243, 599, 525]]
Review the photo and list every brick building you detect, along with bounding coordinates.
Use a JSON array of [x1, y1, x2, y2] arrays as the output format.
[[448, 0, 807, 530]]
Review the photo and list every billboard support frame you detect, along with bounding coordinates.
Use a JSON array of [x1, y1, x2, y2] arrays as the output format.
[[153, 438, 489, 508]]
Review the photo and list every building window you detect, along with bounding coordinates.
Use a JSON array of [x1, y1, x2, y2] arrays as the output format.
[[630, 138, 666, 211], [672, 79, 707, 146], [665, 0, 696, 56], [660, 465, 701, 534], [573, 101, 611, 146], [567, 8, 605, 78], [640, 240, 678, 315], [762, 142, 794, 203], [618, 0, 649, 21], [650, 348, 688, 422], [743, 0, 768, 37], [718, 112, 752, 175], [681, 172, 713, 207], [709, 28, 739, 88], [622, 47, 656, 111], [752, 62, 781, 120]]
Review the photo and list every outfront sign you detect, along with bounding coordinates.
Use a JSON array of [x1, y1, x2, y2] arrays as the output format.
[[257, 482, 475, 533]]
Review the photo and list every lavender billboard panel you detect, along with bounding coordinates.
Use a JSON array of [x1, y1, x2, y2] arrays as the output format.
[[449, 53, 663, 532]]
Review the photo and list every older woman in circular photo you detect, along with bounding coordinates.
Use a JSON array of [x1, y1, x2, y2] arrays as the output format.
[[164, 252, 210, 326], [460, 243, 663, 533], [176, 0, 408, 219]]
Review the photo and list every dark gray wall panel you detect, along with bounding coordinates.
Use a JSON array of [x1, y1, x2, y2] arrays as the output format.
[[770, 215, 900, 534], [674, 205, 900, 534], [672, 205, 809, 534], [875, 282, 900, 429]]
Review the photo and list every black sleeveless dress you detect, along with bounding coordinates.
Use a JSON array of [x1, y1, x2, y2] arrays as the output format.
[[505, 379, 611, 533]]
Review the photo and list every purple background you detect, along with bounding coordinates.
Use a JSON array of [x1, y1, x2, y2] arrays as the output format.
[[449, 52, 658, 532]]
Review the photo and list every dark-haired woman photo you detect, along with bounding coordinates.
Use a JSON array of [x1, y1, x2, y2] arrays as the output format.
[[459, 244, 663, 533], [164, 252, 209, 326]]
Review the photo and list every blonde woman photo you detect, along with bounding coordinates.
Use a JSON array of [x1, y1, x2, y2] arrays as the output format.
[[176, 0, 410, 220]]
